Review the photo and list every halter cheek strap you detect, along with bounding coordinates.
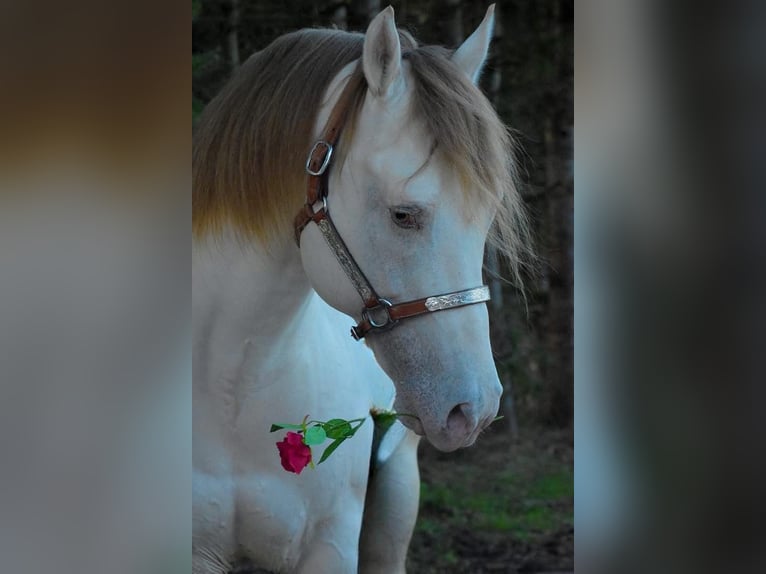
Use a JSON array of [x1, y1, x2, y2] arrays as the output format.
[[293, 70, 490, 340]]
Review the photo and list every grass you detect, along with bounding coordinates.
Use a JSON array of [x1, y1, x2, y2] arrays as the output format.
[[408, 428, 573, 572], [417, 467, 572, 541], [529, 468, 573, 499]]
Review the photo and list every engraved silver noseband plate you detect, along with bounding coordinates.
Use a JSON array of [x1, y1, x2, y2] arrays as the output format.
[[424, 286, 491, 312]]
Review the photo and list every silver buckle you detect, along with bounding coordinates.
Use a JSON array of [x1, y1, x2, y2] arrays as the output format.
[[350, 299, 396, 341], [306, 141, 334, 176]]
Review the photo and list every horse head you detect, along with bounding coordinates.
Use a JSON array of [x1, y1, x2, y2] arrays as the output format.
[[299, 6, 530, 452]]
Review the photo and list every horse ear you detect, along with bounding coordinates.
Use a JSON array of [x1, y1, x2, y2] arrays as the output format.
[[363, 6, 403, 99], [452, 4, 496, 84]]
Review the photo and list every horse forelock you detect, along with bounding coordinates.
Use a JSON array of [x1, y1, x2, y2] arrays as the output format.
[[193, 27, 533, 290]]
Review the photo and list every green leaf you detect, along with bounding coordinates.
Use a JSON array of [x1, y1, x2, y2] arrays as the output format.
[[269, 423, 305, 433], [347, 420, 365, 437], [303, 425, 327, 446], [318, 437, 346, 464], [324, 418, 352, 439]]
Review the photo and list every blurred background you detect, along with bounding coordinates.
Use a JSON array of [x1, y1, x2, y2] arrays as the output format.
[[2, 1, 763, 573], [194, 1, 573, 572]]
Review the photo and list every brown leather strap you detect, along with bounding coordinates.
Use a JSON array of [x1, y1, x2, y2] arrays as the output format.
[[294, 203, 327, 244], [388, 298, 432, 320], [303, 70, 363, 207], [295, 73, 362, 245], [351, 298, 432, 340]]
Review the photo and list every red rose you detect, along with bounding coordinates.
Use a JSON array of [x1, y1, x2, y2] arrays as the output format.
[[276, 431, 312, 474]]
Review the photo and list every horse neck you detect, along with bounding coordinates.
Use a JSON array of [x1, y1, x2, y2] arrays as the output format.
[[193, 231, 314, 378]]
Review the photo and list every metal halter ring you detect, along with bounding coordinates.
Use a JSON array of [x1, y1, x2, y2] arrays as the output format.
[[363, 299, 396, 329]]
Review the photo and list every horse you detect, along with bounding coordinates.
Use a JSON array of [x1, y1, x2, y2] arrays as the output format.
[[193, 5, 530, 573]]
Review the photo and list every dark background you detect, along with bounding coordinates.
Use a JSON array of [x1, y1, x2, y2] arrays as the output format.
[[4, 2, 764, 573], [193, 1, 573, 571]]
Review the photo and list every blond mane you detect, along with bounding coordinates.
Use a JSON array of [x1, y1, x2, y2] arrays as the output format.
[[193, 28, 533, 288]]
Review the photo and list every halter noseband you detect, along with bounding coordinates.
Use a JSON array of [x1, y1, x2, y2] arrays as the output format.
[[293, 72, 490, 340]]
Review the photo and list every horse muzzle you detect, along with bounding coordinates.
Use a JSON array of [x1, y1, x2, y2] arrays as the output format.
[[394, 381, 501, 452]]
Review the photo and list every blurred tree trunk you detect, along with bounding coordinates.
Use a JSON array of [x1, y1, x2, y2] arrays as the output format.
[[540, 0, 573, 427], [445, 0, 463, 46], [487, 6, 519, 440], [226, 0, 240, 70], [485, 8, 505, 315], [330, 3, 348, 30]]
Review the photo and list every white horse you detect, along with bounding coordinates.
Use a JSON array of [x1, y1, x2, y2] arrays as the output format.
[[193, 5, 529, 573]]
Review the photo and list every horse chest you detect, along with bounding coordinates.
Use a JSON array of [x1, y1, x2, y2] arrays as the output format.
[[194, 422, 373, 573], [194, 307, 391, 572]]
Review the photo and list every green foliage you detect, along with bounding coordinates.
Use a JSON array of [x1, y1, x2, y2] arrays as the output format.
[[419, 482, 455, 508], [529, 469, 573, 499], [269, 423, 304, 432], [370, 410, 398, 433], [192, 49, 218, 122], [324, 418, 352, 439], [416, 465, 572, 540], [192, 52, 216, 75], [316, 417, 365, 464], [193, 97, 204, 122], [303, 425, 327, 445], [415, 517, 444, 536], [318, 437, 346, 464], [443, 549, 459, 565]]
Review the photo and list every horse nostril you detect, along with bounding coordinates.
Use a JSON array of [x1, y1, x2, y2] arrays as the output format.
[[446, 402, 474, 434]]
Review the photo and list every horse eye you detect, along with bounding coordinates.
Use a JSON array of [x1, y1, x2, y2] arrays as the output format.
[[391, 209, 419, 229]]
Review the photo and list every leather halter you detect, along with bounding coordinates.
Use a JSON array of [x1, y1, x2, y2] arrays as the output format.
[[293, 71, 490, 340]]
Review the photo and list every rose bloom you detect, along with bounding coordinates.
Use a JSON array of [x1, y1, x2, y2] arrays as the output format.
[[276, 431, 312, 474]]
